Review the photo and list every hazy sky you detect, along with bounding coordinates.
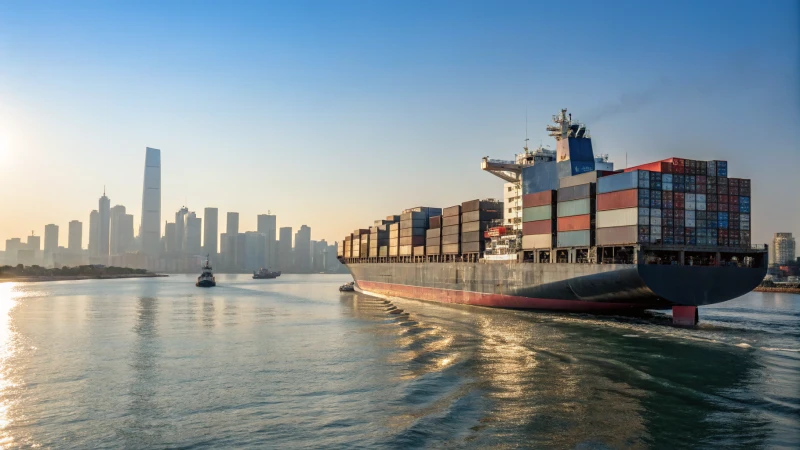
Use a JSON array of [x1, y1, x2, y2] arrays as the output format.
[[0, 0, 798, 248]]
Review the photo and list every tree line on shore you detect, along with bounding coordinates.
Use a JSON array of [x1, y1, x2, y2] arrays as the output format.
[[0, 264, 149, 277]]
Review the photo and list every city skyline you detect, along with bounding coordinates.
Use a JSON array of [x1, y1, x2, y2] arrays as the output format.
[[0, 1, 798, 247]]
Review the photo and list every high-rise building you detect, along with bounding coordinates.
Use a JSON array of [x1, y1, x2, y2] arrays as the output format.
[[121, 214, 134, 253], [185, 212, 202, 255], [220, 232, 234, 269], [257, 214, 277, 269], [278, 227, 293, 272], [89, 210, 99, 256], [68, 220, 82, 251], [99, 190, 111, 257], [110, 205, 127, 255], [175, 206, 189, 253], [165, 222, 178, 253], [44, 224, 59, 254], [244, 232, 266, 271], [294, 225, 311, 273], [773, 233, 796, 265], [5, 238, 21, 265], [312, 239, 326, 272], [203, 207, 219, 255], [140, 147, 161, 256], [227, 212, 239, 236], [27, 234, 40, 251]]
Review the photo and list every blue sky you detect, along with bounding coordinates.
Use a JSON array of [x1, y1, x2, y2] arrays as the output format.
[[0, 0, 798, 247]]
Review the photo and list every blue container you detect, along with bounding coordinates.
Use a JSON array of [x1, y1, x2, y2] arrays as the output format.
[[719, 220, 729, 229], [557, 230, 591, 247], [650, 197, 662, 208], [740, 203, 751, 213], [638, 197, 650, 207], [557, 160, 595, 178], [718, 212, 729, 221], [597, 171, 639, 194], [740, 196, 750, 205], [663, 236, 674, 245], [696, 219, 706, 228], [638, 188, 650, 199], [673, 174, 685, 183], [708, 220, 718, 228], [673, 183, 685, 193], [650, 172, 662, 182], [663, 174, 673, 183], [662, 181, 673, 191], [697, 228, 708, 237], [717, 167, 728, 177], [688, 237, 697, 246], [522, 162, 559, 194]]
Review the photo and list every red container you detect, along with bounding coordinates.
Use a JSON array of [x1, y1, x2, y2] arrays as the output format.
[[719, 203, 729, 212], [730, 195, 739, 205], [522, 190, 555, 208], [522, 220, 552, 235], [719, 194, 729, 204], [674, 192, 685, 201], [707, 202, 718, 212], [674, 210, 685, 219], [557, 214, 591, 232], [596, 189, 638, 211], [675, 200, 685, 209], [662, 191, 673, 202], [696, 175, 706, 184], [729, 178, 740, 187], [624, 160, 672, 173]]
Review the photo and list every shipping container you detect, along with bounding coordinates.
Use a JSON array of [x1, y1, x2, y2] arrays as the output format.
[[461, 199, 503, 213], [426, 237, 441, 246], [558, 214, 591, 232], [442, 234, 460, 245], [595, 226, 638, 245], [443, 205, 461, 217], [558, 183, 594, 202], [442, 243, 460, 254], [522, 162, 559, 195], [399, 227, 425, 237], [400, 218, 426, 229], [413, 246, 425, 257], [596, 189, 638, 211], [461, 231, 482, 243], [461, 241, 485, 254], [557, 198, 592, 217], [426, 228, 441, 239], [399, 236, 425, 246], [399, 245, 412, 256], [596, 207, 638, 228], [557, 230, 592, 248], [624, 160, 672, 173], [522, 190, 556, 208], [389, 223, 400, 232], [559, 170, 603, 188], [462, 209, 502, 222], [426, 245, 440, 256], [442, 215, 461, 227], [522, 220, 553, 236], [389, 246, 398, 257], [462, 221, 493, 233], [442, 225, 461, 236], [598, 171, 639, 194], [429, 216, 442, 228], [523, 205, 553, 222], [522, 234, 552, 250], [386, 215, 401, 222]]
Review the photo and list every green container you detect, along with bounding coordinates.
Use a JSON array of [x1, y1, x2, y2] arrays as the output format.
[[523, 205, 552, 222], [557, 198, 591, 217]]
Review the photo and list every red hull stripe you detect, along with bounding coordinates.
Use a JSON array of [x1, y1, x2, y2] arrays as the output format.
[[357, 280, 653, 311]]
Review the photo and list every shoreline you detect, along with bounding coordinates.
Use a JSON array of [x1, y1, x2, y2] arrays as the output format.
[[754, 286, 800, 294], [0, 273, 169, 284]]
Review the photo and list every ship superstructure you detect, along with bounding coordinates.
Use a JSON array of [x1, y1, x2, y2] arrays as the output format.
[[338, 109, 768, 325]]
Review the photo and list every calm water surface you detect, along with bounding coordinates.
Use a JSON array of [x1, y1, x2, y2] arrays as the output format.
[[0, 274, 797, 448]]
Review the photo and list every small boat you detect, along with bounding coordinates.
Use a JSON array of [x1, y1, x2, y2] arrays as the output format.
[[253, 268, 281, 279], [339, 282, 355, 292], [196, 255, 216, 287]]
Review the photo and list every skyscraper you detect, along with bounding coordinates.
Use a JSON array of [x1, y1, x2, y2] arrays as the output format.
[[227, 212, 239, 236], [140, 147, 161, 256], [99, 189, 111, 257], [68, 220, 82, 251], [185, 212, 202, 255], [203, 207, 218, 255], [278, 226, 293, 272], [165, 222, 178, 253], [773, 233, 796, 266], [110, 205, 126, 255], [243, 232, 266, 271], [44, 224, 58, 254], [121, 214, 134, 253], [89, 210, 99, 256], [27, 234, 40, 251], [257, 214, 277, 269], [294, 225, 311, 273], [175, 206, 189, 253]]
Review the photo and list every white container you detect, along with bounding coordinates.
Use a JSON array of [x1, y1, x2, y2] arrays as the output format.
[[596, 207, 638, 228], [686, 218, 696, 227], [686, 193, 696, 202], [650, 208, 661, 218], [651, 216, 662, 226], [686, 210, 696, 220], [696, 200, 706, 211], [696, 194, 706, 203], [685, 201, 696, 211], [522, 234, 552, 249]]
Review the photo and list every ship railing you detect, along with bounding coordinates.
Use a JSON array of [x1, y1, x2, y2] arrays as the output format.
[[485, 158, 516, 165]]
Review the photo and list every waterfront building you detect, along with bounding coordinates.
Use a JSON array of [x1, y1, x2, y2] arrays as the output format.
[[27, 234, 40, 251], [773, 233, 796, 266], [89, 210, 99, 256], [99, 190, 111, 257], [185, 212, 202, 255], [110, 205, 127, 255], [165, 222, 178, 254], [294, 225, 311, 273], [244, 232, 266, 272], [227, 212, 239, 236], [5, 238, 21, 266], [44, 224, 59, 254], [140, 147, 161, 256], [68, 220, 82, 251], [203, 207, 218, 255], [175, 206, 189, 254], [257, 214, 277, 269], [278, 227, 292, 272]]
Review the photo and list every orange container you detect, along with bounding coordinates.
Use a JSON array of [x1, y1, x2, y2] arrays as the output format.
[[557, 214, 591, 232], [597, 189, 638, 211], [522, 220, 552, 235], [522, 190, 555, 208]]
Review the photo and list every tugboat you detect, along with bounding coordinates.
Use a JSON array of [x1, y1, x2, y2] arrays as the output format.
[[196, 255, 216, 287], [253, 268, 281, 279], [339, 281, 355, 292]]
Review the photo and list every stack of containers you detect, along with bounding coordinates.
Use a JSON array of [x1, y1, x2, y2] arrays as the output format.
[[370, 224, 390, 257], [337, 241, 344, 258], [352, 229, 368, 258], [595, 171, 648, 246], [426, 215, 442, 255], [460, 200, 503, 254], [343, 236, 352, 258], [399, 211, 427, 256], [360, 233, 370, 258], [557, 183, 595, 247], [738, 178, 751, 246], [388, 223, 400, 257], [442, 205, 462, 255], [521, 190, 556, 250]]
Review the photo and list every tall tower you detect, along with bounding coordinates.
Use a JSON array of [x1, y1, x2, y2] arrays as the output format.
[[68, 220, 82, 251], [772, 233, 796, 266], [185, 212, 202, 254], [203, 207, 219, 255], [257, 214, 277, 269], [226, 212, 239, 236], [294, 225, 311, 273], [44, 224, 59, 253], [99, 189, 111, 257], [175, 206, 189, 253], [140, 147, 161, 255], [278, 226, 293, 272], [110, 204, 126, 255], [89, 210, 99, 256]]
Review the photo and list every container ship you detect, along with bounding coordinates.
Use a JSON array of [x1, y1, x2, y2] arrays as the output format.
[[338, 109, 767, 325]]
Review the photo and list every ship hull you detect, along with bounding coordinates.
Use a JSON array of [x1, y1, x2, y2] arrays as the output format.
[[196, 280, 216, 287], [344, 262, 766, 311]]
